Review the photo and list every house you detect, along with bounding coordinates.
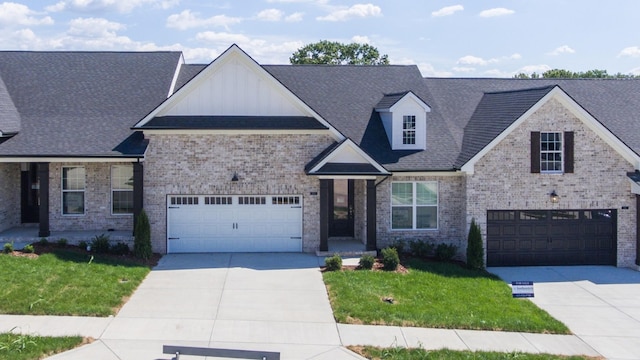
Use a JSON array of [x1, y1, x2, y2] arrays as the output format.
[[1, 44, 639, 268]]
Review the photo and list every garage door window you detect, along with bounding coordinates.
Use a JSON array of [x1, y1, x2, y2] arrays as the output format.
[[391, 182, 438, 230]]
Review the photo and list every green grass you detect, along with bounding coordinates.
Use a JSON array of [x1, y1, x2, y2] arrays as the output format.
[[324, 259, 570, 334], [353, 346, 598, 360], [0, 249, 151, 316], [0, 331, 83, 360]]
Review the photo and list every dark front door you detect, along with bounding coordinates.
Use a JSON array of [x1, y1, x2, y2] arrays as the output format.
[[21, 163, 40, 223], [487, 209, 616, 266], [329, 179, 354, 237]]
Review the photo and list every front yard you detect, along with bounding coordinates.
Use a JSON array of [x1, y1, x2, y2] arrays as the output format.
[[323, 258, 569, 334], [0, 246, 152, 316], [0, 332, 83, 360], [352, 346, 599, 360]]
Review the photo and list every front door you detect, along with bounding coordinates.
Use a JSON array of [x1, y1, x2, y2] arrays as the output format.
[[21, 163, 40, 223], [329, 179, 354, 237]]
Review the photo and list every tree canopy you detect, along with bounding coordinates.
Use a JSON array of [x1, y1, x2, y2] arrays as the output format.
[[514, 69, 639, 79], [290, 40, 390, 65]]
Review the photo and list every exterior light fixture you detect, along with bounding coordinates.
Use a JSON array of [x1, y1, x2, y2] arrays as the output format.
[[231, 172, 239, 182], [550, 190, 559, 203]]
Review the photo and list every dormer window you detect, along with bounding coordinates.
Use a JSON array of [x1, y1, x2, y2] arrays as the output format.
[[402, 115, 416, 145], [375, 91, 430, 151]]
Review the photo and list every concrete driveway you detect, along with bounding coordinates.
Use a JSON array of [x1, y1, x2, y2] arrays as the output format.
[[488, 266, 640, 360]]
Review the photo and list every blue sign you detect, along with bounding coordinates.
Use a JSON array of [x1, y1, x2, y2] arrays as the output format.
[[512, 281, 534, 298]]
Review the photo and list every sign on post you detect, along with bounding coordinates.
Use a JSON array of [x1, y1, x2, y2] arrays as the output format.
[[512, 281, 534, 298]]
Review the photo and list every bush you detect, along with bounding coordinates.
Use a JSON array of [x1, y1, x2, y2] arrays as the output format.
[[56, 238, 68, 248], [466, 218, 485, 269], [38, 238, 49, 246], [324, 254, 342, 271], [78, 240, 88, 250], [409, 240, 434, 258], [358, 254, 375, 270], [110, 242, 130, 255], [390, 239, 406, 255], [23, 244, 35, 253], [381, 247, 399, 271], [3, 243, 13, 254], [134, 209, 152, 260], [435, 243, 458, 261], [91, 234, 111, 254]]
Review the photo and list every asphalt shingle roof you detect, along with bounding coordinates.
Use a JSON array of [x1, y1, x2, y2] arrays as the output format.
[[0, 51, 181, 157], [0, 75, 20, 135]]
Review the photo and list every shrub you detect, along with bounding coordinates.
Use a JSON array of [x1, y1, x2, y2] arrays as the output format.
[[134, 209, 152, 260], [324, 254, 342, 271], [466, 218, 485, 269], [78, 240, 88, 250], [381, 247, 399, 271], [390, 239, 406, 255], [91, 234, 111, 254], [409, 240, 434, 258], [38, 238, 49, 246], [3, 243, 13, 254], [358, 254, 375, 270], [435, 243, 458, 261], [23, 244, 35, 253], [56, 238, 68, 248], [110, 242, 130, 255]]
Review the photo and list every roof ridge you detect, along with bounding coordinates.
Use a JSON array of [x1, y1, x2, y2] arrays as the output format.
[[484, 85, 556, 95]]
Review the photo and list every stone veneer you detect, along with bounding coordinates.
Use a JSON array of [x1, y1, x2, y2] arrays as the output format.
[[143, 133, 335, 254], [376, 174, 466, 256], [465, 98, 637, 267], [48, 162, 134, 232], [0, 163, 20, 232]]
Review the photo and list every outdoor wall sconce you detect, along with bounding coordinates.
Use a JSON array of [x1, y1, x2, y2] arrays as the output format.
[[550, 190, 560, 203], [231, 172, 239, 182]]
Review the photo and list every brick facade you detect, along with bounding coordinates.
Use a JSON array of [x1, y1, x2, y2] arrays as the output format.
[[465, 98, 637, 267], [143, 133, 335, 253], [0, 163, 20, 232]]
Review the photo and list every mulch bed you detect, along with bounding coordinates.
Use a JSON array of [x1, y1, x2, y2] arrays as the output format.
[[5, 243, 161, 267]]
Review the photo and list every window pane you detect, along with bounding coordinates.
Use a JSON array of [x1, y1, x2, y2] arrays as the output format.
[[63, 192, 84, 214], [112, 165, 133, 190], [392, 207, 413, 229], [417, 206, 437, 229], [392, 183, 413, 205], [113, 191, 133, 214], [416, 182, 437, 205], [62, 167, 85, 190]]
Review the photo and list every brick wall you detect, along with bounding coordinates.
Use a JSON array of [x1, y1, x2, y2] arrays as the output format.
[[143, 133, 335, 253], [0, 163, 20, 232], [466, 98, 637, 267]]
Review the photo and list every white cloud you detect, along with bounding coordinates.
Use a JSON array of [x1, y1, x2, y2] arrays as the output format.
[[67, 17, 125, 38], [619, 46, 640, 57], [452, 66, 475, 73], [517, 64, 551, 75], [317, 3, 382, 21], [285, 12, 304, 22], [418, 62, 452, 77], [457, 53, 521, 66], [630, 67, 640, 75], [256, 9, 284, 21], [548, 45, 575, 56], [46, 0, 177, 14], [483, 69, 511, 77], [351, 35, 370, 44], [479, 8, 514, 17], [166, 10, 241, 30], [195, 31, 303, 63], [0, 2, 54, 27], [432, 5, 463, 17]]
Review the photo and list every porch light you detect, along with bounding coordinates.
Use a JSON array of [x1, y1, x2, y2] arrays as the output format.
[[550, 190, 560, 203], [231, 172, 239, 182]]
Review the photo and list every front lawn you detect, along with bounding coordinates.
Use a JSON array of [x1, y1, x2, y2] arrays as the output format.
[[323, 258, 569, 334], [0, 248, 151, 316], [352, 346, 599, 360], [0, 332, 83, 360]]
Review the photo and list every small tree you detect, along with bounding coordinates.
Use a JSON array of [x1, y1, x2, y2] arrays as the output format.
[[466, 218, 484, 269], [134, 209, 152, 260]]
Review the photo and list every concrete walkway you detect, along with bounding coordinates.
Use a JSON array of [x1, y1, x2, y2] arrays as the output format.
[[1, 254, 624, 359]]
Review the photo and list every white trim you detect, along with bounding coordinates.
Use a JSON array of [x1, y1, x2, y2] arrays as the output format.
[[317, 175, 377, 180], [539, 131, 563, 174], [390, 181, 439, 230], [461, 86, 640, 174], [133, 44, 344, 141], [391, 171, 462, 177], [61, 165, 86, 216], [110, 164, 134, 216], [308, 139, 389, 175], [167, 53, 184, 97], [628, 178, 640, 195], [141, 129, 331, 136], [0, 157, 141, 163]]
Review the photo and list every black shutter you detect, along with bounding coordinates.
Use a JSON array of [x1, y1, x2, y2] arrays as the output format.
[[531, 132, 540, 173], [564, 131, 574, 173]]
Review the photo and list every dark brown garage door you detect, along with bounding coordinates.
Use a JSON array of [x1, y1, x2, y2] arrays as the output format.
[[487, 209, 616, 266]]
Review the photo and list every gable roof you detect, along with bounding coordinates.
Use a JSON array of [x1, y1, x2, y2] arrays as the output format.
[[0, 51, 181, 158], [375, 91, 431, 112], [306, 138, 390, 176], [0, 75, 20, 136]]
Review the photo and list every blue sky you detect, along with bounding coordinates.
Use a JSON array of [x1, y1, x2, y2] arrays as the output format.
[[2, 0, 639, 77]]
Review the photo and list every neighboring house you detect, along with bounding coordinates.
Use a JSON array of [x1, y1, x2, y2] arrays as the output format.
[[1, 44, 639, 268]]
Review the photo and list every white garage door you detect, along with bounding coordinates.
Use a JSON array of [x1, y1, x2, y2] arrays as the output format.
[[167, 195, 303, 253]]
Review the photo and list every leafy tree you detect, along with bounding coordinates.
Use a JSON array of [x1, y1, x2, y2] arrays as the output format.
[[514, 68, 639, 79], [466, 218, 484, 270], [290, 40, 389, 65]]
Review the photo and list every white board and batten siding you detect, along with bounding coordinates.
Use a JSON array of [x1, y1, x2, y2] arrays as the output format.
[[167, 194, 303, 253]]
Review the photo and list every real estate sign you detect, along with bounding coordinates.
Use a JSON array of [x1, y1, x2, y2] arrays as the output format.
[[512, 281, 534, 298]]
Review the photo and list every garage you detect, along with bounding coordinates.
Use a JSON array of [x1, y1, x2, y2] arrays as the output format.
[[167, 195, 303, 253], [487, 209, 616, 266]]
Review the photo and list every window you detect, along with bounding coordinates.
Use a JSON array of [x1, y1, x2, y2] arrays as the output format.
[[540, 132, 562, 172], [402, 115, 416, 145], [391, 182, 437, 229], [111, 165, 133, 214], [62, 166, 85, 215]]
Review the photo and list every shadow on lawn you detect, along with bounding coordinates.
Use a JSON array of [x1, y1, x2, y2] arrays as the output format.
[[402, 257, 501, 280], [34, 245, 157, 268]]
